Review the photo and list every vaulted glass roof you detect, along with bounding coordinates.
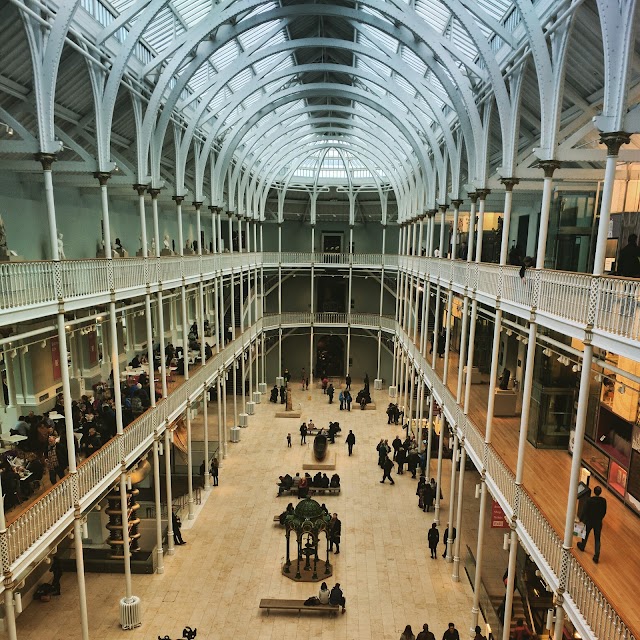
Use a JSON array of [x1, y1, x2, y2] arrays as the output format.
[[90, 0, 527, 190]]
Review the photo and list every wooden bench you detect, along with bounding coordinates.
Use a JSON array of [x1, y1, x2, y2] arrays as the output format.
[[259, 598, 340, 616], [307, 428, 341, 437], [276, 485, 341, 497]]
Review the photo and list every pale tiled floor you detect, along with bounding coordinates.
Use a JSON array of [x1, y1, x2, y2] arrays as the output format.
[[15, 384, 479, 640]]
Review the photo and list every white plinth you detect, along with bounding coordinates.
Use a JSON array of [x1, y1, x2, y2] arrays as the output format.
[[239, 413, 249, 427], [389, 385, 397, 398], [258, 382, 267, 393], [246, 401, 255, 415], [230, 426, 240, 442], [119, 596, 142, 630], [374, 378, 383, 390], [253, 391, 262, 404], [276, 376, 284, 387]]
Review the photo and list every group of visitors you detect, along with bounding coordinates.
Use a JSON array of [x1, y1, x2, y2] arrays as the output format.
[[386, 402, 404, 424], [399, 621, 467, 640], [277, 472, 341, 497], [314, 581, 346, 613]]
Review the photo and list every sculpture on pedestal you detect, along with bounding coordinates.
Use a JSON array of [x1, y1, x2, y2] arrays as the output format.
[[57, 233, 66, 259]]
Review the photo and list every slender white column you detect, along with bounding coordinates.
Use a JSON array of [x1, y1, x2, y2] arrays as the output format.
[[451, 200, 462, 260], [446, 432, 458, 562], [471, 475, 489, 634], [430, 285, 441, 370], [186, 404, 194, 519], [181, 284, 189, 380], [452, 444, 466, 581], [232, 359, 238, 427], [216, 375, 224, 460], [467, 195, 477, 262], [174, 196, 184, 255], [593, 134, 630, 274], [442, 291, 453, 384], [222, 370, 229, 457], [153, 436, 164, 573], [164, 428, 175, 555], [475, 190, 490, 263], [457, 296, 470, 406], [203, 387, 211, 489], [438, 204, 447, 256], [4, 589, 17, 640], [157, 290, 168, 398], [499, 179, 518, 265], [535, 162, 561, 269], [463, 299, 478, 413], [118, 471, 134, 601], [425, 394, 435, 476], [433, 413, 446, 525]]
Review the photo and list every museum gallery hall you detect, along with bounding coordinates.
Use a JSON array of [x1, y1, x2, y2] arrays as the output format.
[[0, 1, 639, 639]]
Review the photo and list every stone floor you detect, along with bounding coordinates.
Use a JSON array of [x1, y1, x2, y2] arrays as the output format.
[[14, 383, 481, 640]]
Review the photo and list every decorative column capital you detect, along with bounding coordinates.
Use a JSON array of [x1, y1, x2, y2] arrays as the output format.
[[537, 160, 561, 178], [438, 204, 448, 214], [599, 131, 631, 157], [208, 205, 217, 213], [148, 188, 161, 199], [468, 192, 478, 204], [475, 188, 491, 201], [94, 171, 111, 186], [451, 199, 463, 208], [427, 208, 437, 217], [192, 201, 203, 210], [133, 183, 148, 196], [226, 211, 234, 219], [35, 153, 56, 171], [172, 194, 185, 205], [500, 177, 519, 192]]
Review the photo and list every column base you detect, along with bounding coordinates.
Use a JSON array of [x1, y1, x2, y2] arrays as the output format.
[[253, 391, 262, 404], [258, 382, 267, 393], [276, 376, 284, 387], [246, 401, 255, 415], [374, 379, 383, 390], [388, 385, 397, 398], [156, 548, 164, 574], [239, 413, 249, 427], [119, 596, 142, 630]]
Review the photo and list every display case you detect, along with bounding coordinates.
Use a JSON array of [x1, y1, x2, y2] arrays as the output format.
[[581, 439, 609, 481], [608, 460, 628, 497]]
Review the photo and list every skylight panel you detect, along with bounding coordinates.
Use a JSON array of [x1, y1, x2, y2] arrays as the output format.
[[172, 0, 210, 28], [358, 24, 398, 53], [228, 67, 253, 93], [401, 46, 428, 76], [238, 20, 284, 50], [415, 1, 451, 33], [394, 74, 415, 98], [143, 7, 183, 52], [476, 0, 511, 20], [212, 39, 240, 70], [450, 20, 480, 61]]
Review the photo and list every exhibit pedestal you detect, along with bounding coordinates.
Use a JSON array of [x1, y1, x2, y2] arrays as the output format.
[[302, 450, 336, 471]]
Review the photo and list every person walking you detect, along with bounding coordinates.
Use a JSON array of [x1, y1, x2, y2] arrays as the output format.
[[172, 510, 186, 545], [427, 523, 439, 559], [577, 485, 607, 563], [346, 430, 356, 456], [442, 623, 460, 640], [380, 455, 395, 484], [417, 624, 436, 640], [327, 383, 335, 403], [345, 374, 351, 390], [329, 513, 342, 553], [286, 433, 292, 447], [210, 457, 219, 486], [400, 625, 416, 640], [300, 422, 308, 445], [339, 390, 345, 410]]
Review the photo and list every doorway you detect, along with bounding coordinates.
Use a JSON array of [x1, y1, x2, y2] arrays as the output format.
[[315, 335, 345, 377], [316, 277, 347, 313], [322, 233, 343, 253]]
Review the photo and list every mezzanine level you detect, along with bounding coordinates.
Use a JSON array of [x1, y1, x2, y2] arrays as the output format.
[[0, 310, 635, 640], [2, 253, 640, 360]]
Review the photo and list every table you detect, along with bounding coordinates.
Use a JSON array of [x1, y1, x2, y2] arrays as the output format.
[[1, 435, 28, 445]]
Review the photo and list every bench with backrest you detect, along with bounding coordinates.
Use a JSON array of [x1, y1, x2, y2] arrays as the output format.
[[259, 598, 340, 615]]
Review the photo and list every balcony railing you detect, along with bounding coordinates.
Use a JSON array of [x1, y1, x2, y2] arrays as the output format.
[[2, 252, 640, 356]]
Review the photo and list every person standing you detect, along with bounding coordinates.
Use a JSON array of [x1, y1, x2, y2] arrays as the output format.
[[46, 435, 65, 485], [442, 525, 456, 558], [286, 433, 292, 448], [300, 422, 308, 445], [345, 374, 351, 390], [172, 510, 186, 545], [442, 623, 460, 640], [329, 513, 342, 553], [327, 383, 334, 403], [339, 389, 344, 410], [345, 390, 352, 411], [346, 430, 356, 456], [617, 233, 640, 277], [392, 435, 402, 461], [577, 485, 607, 563], [512, 620, 531, 640], [380, 455, 395, 484], [427, 523, 439, 559], [210, 457, 219, 486], [473, 626, 487, 640], [400, 625, 416, 640]]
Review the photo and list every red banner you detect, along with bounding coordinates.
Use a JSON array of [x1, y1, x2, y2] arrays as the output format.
[[51, 337, 61, 381], [88, 331, 98, 366], [491, 500, 509, 528]]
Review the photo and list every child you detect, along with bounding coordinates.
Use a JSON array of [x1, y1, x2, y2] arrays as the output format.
[[287, 433, 292, 448]]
